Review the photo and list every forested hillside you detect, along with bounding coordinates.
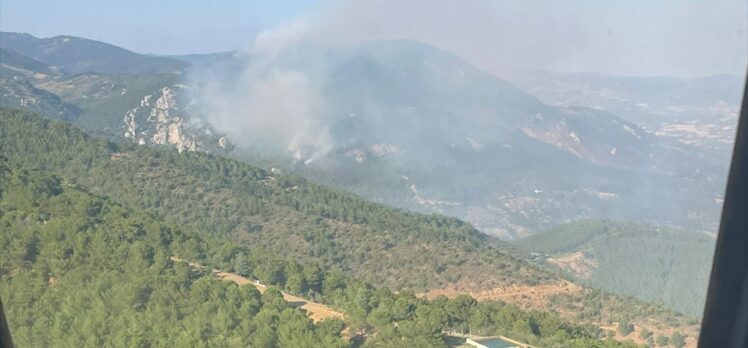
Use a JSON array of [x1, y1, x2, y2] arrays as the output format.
[[0, 109, 697, 344], [0, 161, 347, 347], [517, 220, 716, 317], [0, 143, 639, 347], [0, 108, 545, 291]]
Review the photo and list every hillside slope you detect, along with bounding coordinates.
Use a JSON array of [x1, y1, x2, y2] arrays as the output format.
[[0, 108, 546, 291], [0, 75, 81, 121], [1, 48, 82, 121], [0, 47, 63, 76], [0, 109, 700, 339], [516, 220, 716, 317], [0, 155, 641, 347], [0, 32, 186, 75], [0, 160, 350, 347], [203, 40, 724, 238], [0, 46, 225, 153]]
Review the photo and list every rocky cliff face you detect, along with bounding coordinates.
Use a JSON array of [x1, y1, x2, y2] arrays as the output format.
[[2, 48, 224, 154], [123, 86, 203, 152]]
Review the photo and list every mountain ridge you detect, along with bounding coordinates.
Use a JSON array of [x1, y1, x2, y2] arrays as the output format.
[[0, 31, 187, 75]]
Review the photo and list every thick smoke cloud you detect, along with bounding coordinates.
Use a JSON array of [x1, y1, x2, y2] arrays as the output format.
[[192, 16, 335, 161], [193, 0, 746, 159]]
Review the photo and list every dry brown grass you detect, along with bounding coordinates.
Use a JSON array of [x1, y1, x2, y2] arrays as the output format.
[[546, 251, 597, 278], [418, 280, 582, 310], [419, 280, 701, 347], [600, 322, 699, 348]]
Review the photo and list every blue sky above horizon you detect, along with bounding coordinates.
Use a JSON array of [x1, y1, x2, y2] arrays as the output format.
[[1, 0, 745, 77]]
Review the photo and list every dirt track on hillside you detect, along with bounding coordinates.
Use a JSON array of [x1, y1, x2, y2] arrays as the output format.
[[171, 257, 344, 323]]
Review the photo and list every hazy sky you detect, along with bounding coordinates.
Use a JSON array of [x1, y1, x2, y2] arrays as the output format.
[[1, 0, 746, 77], [0, 0, 319, 54]]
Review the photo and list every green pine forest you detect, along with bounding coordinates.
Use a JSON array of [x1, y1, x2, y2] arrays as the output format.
[[516, 220, 716, 318], [0, 108, 686, 346]]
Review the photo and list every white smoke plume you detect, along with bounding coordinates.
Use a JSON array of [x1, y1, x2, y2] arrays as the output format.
[[192, 16, 336, 162], [192, 0, 746, 161]]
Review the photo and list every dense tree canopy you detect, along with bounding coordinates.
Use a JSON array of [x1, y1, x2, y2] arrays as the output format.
[[0, 109, 682, 346], [0, 156, 638, 347], [0, 162, 346, 347], [517, 219, 714, 318], [0, 108, 544, 292]]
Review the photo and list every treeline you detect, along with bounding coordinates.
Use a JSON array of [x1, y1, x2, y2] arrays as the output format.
[[0, 159, 638, 347]]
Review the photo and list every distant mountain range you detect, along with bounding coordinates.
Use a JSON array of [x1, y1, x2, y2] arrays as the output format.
[[0, 32, 186, 75]]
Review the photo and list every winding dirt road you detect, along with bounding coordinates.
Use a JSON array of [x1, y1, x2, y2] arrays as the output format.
[[170, 257, 344, 323]]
